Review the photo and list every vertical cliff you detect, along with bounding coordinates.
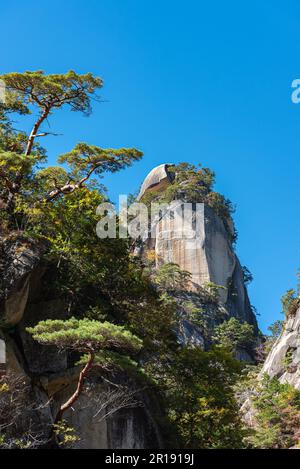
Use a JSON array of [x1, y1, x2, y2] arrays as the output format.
[[138, 164, 258, 340]]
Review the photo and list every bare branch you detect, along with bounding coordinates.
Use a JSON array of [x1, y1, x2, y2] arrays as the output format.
[[31, 131, 62, 138]]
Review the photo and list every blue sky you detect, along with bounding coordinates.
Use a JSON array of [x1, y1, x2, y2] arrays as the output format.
[[1, 0, 300, 332]]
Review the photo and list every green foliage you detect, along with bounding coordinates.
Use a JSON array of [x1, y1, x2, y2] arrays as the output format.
[[263, 320, 284, 356], [281, 288, 299, 318], [35, 166, 70, 194], [282, 347, 296, 371], [199, 281, 227, 304], [77, 350, 147, 383], [246, 375, 300, 448], [24, 187, 133, 304], [212, 317, 255, 353], [242, 265, 253, 285], [142, 163, 236, 242], [53, 420, 80, 447], [267, 320, 283, 340], [126, 288, 178, 353], [165, 163, 215, 202], [158, 347, 244, 449], [27, 317, 142, 355], [0, 70, 103, 116], [0, 70, 142, 228], [59, 143, 142, 179], [152, 263, 191, 291], [182, 299, 226, 341]]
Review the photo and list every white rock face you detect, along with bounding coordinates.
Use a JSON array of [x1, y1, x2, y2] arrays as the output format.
[[137, 163, 173, 200], [261, 305, 300, 390], [154, 202, 236, 303]]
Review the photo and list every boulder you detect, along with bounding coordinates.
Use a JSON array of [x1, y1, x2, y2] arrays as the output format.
[[137, 164, 174, 200]]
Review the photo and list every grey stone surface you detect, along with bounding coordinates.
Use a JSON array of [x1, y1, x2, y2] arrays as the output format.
[[51, 378, 162, 449], [0, 235, 47, 325], [18, 298, 68, 374], [138, 177, 258, 329], [261, 305, 300, 390], [176, 318, 205, 348]]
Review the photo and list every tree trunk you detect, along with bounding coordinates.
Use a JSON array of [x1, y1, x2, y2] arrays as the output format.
[[54, 351, 95, 424], [25, 107, 50, 156]]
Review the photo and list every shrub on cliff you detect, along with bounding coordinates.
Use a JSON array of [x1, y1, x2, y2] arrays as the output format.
[[152, 263, 192, 291], [281, 288, 299, 318], [245, 375, 300, 449], [212, 317, 255, 354]]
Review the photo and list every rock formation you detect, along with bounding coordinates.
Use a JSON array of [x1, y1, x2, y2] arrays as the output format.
[[260, 304, 300, 390], [139, 164, 258, 335], [0, 234, 162, 449], [137, 163, 174, 200]]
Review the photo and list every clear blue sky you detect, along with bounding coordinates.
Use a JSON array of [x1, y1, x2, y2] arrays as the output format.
[[2, 0, 300, 332]]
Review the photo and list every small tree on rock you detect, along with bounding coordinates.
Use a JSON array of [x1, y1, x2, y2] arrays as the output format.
[[27, 318, 142, 423], [212, 317, 255, 354]]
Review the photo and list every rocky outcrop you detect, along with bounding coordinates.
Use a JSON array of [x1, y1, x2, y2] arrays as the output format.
[[0, 235, 163, 449], [137, 164, 174, 200], [261, 305, 300, 390], [239, 304, 300, 432], [0, 234, 47, 376], [18, 298, 68, 375], [139, 165, 258, 333], [176, 318, 205, 349], [0, 234, 47, 325], [36, 367, 162, 449], [64, 392, 162, 449]]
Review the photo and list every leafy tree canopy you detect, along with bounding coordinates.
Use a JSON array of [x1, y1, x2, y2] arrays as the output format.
[[0, 70, 102, 116], [0, 70, 142, 223], [152, 263, 192, 291], [27, 317, 142, 355], [212, 317, 255, 353], [158, 347, 244, 449]]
